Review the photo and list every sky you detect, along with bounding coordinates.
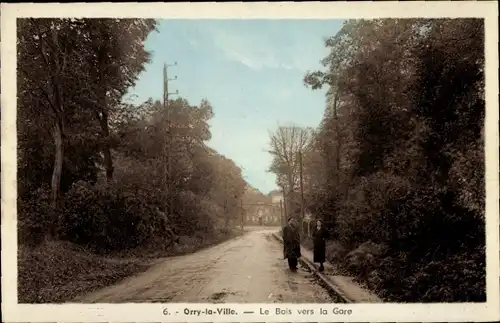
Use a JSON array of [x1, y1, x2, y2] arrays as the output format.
[[127, 19, 345, 194]]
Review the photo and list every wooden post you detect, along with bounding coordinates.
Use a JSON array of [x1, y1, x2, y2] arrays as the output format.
[[162, 64, 168, 211], [164, 64, 173, 218], [163, 62, 179, 218]]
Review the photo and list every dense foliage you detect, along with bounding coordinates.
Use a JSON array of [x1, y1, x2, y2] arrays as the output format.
[[18, 18, 248, 254], [269, 19, 485, 302]]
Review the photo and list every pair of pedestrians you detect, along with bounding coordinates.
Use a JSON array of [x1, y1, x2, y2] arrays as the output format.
[[282, 217, 328, 272]]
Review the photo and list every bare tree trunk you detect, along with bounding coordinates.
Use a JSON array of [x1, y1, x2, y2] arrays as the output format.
[[287, 167, 294, 219]]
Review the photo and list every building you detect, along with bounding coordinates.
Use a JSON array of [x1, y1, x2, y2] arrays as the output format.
[[268, 190, 285, 225], [269, 190, 283, 204]]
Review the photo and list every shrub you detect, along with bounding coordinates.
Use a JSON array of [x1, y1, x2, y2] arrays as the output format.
[[59, 180, 156, 253], [336, 171, 411, 247], [325, 241, 349, 264], [344, 241, 388, 279], [18, 185, 55, 247], [376, 247, 485, 302], [57, 178, 225, 253]]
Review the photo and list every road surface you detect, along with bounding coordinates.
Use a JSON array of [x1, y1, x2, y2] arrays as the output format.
[[78, 228, 333, 303]]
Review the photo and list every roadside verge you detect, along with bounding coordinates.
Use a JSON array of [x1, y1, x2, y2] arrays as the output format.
[[271, 232, 382, 303]]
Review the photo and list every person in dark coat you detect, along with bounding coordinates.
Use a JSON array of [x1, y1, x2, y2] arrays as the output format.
[[313, 219, 328, 272], [282, 216, 301, 271]]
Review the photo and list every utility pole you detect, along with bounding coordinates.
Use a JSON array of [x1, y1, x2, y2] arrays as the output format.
[[279, 199, 284, 227], [163, 61, 179, 217], [299, 150, 305, 235], [331, 91, 341, 226]]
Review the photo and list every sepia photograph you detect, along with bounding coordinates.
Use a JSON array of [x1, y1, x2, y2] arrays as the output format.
[[1, 2, 499, 322]]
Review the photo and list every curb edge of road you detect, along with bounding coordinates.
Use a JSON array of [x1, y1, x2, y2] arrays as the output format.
[[271, 232, 353, 303]]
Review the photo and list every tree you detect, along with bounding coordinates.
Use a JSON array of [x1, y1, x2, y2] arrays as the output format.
[[73, 19, 157, 182], [210, 154, 246, 228], [268, 125, 313, 219], [298, 18, 485, 301], [17, 18, 158, 241], [18, 19, 83, 212], [17, 22, 255, 306], [112, 95, 249, 234]]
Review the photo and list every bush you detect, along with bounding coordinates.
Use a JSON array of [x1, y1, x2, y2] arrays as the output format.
[[173, 191, 215, 236], [59, 180, 157, 253], [325, 241, 349, 264], [318, 170, 485, 302], [376, 247, 485, 302], [335, 171, 411, 247], [344, 241, 388, 280], [21, 155, 241, 254], [57, 176, 228, 253], [18, 185, 55, 247]]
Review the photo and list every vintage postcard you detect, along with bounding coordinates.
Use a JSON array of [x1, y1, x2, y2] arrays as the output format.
[[1, 1, 499, 322]]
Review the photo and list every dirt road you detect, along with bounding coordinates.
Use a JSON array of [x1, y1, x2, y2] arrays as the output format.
[[78, 228, 333, 303]]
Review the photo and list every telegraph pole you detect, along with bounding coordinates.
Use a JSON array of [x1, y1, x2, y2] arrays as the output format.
[[163, 61, 179, 217]]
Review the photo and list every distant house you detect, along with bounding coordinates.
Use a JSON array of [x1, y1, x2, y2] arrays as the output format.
[[268, 190, 283, 205]]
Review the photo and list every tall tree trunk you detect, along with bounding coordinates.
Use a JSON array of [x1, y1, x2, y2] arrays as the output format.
[[287, 167, 294, 219], [47, 26, 66, 238], [50, 120, 63, 238], [50, 121, 63, 209]]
